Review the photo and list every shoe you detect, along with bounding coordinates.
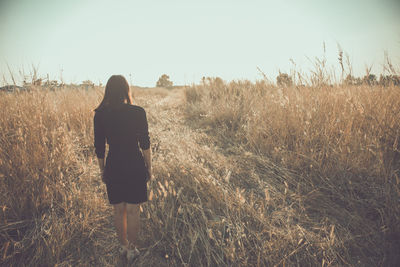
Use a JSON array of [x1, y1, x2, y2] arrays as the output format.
[[119, 245, 128, 256], [126, 247, 140, 262]]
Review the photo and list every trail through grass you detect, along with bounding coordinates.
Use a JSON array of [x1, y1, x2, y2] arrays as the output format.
[[1, 85, 399, 266]]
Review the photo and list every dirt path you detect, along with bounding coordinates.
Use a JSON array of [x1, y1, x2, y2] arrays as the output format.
[[94, 88, 285, 266], [96, 88, 215, 266]]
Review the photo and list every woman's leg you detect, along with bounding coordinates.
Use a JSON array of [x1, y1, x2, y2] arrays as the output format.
[[126, 203, 140, 248], [113, 202, 128, 246]]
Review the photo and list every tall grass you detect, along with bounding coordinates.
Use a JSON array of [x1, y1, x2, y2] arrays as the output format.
[[185, 78, 400, 265], [1, 78, 399, 266], [0, 87, 109, 265]]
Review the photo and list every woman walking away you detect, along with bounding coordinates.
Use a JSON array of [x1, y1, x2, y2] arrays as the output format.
[[94, 75, 152, 262]]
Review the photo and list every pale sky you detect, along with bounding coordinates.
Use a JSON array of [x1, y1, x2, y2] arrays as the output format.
[[1, 0, 399, 86]]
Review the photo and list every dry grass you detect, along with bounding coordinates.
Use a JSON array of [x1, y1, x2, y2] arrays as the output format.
[[185, 78, 400, 265], [0, 78, 399, 266], [0, 86, 110, 266]]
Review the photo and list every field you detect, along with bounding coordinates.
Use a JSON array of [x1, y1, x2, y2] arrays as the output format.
[[0, 79, 399, 266]]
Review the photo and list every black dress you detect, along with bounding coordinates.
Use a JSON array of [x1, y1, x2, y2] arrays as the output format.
[[94, 103, 150, 204]]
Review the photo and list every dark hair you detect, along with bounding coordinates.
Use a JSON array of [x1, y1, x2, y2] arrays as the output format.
[[95, 75, 132, 111]]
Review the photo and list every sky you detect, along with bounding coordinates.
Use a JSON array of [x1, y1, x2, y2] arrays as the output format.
[[0, 0, 399, 86]]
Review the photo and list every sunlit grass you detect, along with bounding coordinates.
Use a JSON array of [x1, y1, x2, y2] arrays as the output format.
[[0, 76, 399, 266], [185, 78, 400, 265]]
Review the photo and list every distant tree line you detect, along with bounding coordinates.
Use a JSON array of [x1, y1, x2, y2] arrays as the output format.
[[276, 72, 400, 87], [344, 74, 400, 86]]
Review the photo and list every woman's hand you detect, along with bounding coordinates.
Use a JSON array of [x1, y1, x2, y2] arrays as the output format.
[[97, 158, 106, 183], [101, 169, 107, 183], [146, 167, 152, 182], [142, 148, 152, 183]]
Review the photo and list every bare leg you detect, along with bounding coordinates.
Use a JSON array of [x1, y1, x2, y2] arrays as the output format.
[[113, 202, 128, 246], [126, 203, 140, 248]]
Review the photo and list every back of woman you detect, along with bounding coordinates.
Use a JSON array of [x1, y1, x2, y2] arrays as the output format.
[[93, 75, 152, 262], [95, 103, 150, 184]]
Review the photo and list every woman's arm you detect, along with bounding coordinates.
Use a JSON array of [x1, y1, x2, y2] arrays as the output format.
[[142, 148, 152, 181], [94, 112, 106, 183], [138, 108, 151, 181], [97, 158, 104, 177], [97, 157, 106, 183]]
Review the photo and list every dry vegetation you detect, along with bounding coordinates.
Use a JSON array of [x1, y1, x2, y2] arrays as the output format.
[[185, 78, 400, 266], [0, 74, 399, 266]]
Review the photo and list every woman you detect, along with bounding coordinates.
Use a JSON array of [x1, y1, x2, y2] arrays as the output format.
[[93, 75, 151, 262]]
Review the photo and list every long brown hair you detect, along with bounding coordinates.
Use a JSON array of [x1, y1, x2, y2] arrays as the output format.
[[95, 75, 132, 111]]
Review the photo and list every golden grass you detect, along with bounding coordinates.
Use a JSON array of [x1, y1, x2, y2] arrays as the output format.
[[0, 80, 399, 266], [185, 78, 400, 265]]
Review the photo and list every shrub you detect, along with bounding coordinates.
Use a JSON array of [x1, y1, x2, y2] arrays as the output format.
[[276, 72, 293, 87], [156, 74, 173, 88]]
